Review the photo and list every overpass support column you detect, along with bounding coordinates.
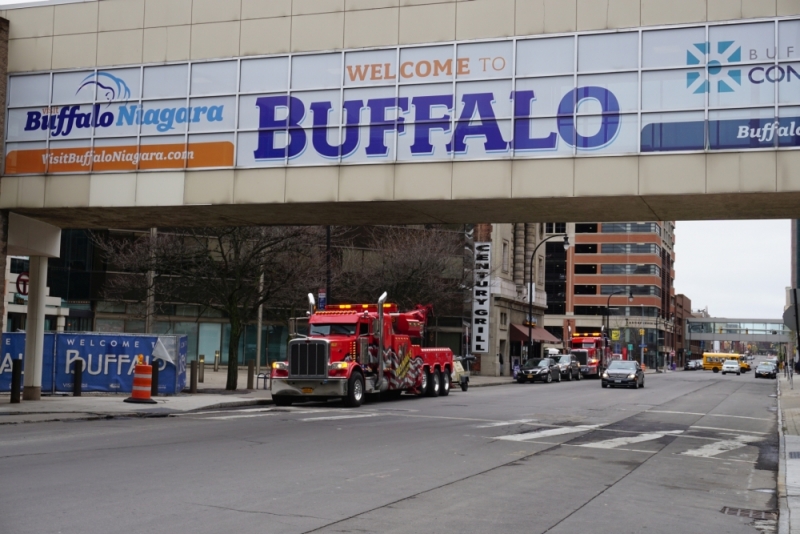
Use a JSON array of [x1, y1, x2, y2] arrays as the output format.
[[7, 213, 61, 401], [22, 256, 47, 400]]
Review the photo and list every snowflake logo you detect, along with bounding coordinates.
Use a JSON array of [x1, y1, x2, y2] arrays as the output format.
[[686, 41, 742, 94]]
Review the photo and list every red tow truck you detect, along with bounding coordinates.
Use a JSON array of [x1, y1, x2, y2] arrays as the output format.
[[570, 335, 611, 378], [270, 293, 454, 407]]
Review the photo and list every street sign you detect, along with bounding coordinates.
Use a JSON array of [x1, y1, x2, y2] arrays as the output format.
[[318, 289, 326, 310], [639, 329, 645, 335], [639, 344, 647, 348], [611, 330, 620, 341], [15, 272, 29, 296]]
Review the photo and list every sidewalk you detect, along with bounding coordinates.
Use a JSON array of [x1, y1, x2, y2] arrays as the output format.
[[0, 368, 513, 424], [778, 372, 799, 534]]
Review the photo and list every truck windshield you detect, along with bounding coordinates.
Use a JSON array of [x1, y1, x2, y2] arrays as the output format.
[[309, 324, 357, 336]]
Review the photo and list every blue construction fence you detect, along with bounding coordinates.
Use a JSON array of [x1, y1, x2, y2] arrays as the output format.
[[0, 333, 187, 395]]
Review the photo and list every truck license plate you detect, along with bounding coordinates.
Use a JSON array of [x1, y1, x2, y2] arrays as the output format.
[[581, 367, 587, 372], [301, 387, 314, 394]]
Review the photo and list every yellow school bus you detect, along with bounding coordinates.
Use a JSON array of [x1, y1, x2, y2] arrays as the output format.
[[738, 354, 751, 372], [702, 353, 743, 373]]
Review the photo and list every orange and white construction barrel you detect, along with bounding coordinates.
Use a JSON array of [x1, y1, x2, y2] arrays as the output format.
[[124, 363, 158, 404]]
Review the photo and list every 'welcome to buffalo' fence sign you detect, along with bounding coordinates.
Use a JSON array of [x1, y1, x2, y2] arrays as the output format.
[[0, 333, 187, 395]]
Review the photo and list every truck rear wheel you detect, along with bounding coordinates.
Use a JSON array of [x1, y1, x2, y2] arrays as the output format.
[[344, 372, 364, 407], [440, 370, 451, 396], [425, 368, 440, 397]]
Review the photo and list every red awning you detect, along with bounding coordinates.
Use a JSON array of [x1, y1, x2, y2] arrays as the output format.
[[509, 324, 560, 343]]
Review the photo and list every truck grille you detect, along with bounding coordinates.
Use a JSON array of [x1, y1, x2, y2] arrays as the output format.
[[289, 341, 328, 378]]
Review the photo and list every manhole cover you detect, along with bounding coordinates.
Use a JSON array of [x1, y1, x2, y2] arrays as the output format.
[[721, 507, 777, 520], [789, 452, 800, 459]]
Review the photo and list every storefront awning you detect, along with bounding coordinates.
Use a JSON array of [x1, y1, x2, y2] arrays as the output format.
[[510, 324, 560, 343]]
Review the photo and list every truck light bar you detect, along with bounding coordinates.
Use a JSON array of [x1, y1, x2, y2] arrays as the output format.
[[326, 303, 398, 312]]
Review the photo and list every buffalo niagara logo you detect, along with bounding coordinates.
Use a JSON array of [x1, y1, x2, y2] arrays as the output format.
[[77, 71, 132, 106]]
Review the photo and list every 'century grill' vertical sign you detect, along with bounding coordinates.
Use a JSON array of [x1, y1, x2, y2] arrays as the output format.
[[472, 243, 491, 354]]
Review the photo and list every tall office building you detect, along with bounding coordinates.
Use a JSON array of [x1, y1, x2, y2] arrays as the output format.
[[543, 222, 677, 369]]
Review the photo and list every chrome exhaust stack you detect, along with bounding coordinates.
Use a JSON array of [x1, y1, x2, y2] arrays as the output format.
[[374, 291, 388, 391]]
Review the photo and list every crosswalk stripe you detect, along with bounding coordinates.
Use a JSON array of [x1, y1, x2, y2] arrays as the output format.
[[475, 419, 538, 428], [681, 435, 757, 458], [206, 413, 278, 420], [494, 425, 601, 442], [300, 413, 382, 422], [578, 430, 682, 449]]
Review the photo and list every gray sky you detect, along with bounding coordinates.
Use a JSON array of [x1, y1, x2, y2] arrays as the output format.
[[673, 220, 790, 319]]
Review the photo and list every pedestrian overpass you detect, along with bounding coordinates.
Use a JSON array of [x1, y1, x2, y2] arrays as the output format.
[[686, 318, 791, 354], [5, 2, 800, 399]]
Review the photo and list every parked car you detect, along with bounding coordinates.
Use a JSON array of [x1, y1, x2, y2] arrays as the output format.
[[684, 359, 702, 370], [517, 357, 561, 384], [755, 362, 777, 379], [552, 354, 582, 381], [601, 360, 645, 389], [721, 359, 741, 375]]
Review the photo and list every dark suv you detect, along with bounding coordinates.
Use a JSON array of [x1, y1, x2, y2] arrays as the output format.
[[552, 354, 582, 381]]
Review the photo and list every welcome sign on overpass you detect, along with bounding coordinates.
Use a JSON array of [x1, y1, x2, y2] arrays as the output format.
[[6, 18, 800, 175]]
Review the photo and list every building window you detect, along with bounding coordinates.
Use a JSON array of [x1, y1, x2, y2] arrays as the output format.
[[574, 284, 597, 295], [500, 312, 508, 326], [537, 257, 544, 285], [575, 224, 597, 233], [600, 243, 661, 255], [502, 240, 509, 273], [545, 223, 567, 234], [601, 223, 661, 235], [601, 285, 662, 297], [600, 264, 661, 276], [574, 244, 598, 254], [574, 305, 660, 317], [574, 264, 597, 274], [9, 257, 29, 274]]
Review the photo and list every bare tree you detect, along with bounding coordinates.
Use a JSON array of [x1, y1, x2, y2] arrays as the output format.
[[94, 226, 325, 390], [333, 226, 469, 317]]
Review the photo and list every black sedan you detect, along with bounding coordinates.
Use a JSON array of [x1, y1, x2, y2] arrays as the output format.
[[517, 358, 561, 384], [601, 360, 645, 389], [552, 354, 582, 381], [755, 362, 777, 379]]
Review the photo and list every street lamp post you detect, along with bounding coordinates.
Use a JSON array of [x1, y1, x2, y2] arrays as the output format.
[[605, 290, 634, 354], [527, 234, 570, 358]]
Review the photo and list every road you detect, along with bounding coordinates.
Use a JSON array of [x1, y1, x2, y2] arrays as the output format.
[[0, 369, 779, 534]]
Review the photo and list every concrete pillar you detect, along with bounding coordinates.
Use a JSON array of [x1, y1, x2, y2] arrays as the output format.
[[8, 213, 61, 401], [22, 256, 48, 400], [56, 315, 65, 333]]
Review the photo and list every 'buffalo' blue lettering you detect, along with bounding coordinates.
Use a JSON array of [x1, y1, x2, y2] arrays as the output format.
[[254, 95, 307, 160], [447, 93, 509, 154], [557, 87, 620, 149], [409, 95, 453, 155], [512, 90, 558, 151], [365, 98, 409, 156]]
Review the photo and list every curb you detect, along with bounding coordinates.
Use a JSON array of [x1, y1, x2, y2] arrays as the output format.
[[779, 377, 789, 534]]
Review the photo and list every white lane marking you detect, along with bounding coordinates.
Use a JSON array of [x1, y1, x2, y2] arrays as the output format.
[[681, 435, 758, 458], [206, 413, 278, 420], [690, 425, 768, 435], [673, 453, 757, 464], [494, 425, 601, 442], [475, 419, 538, 428], [648, 410, 768, 421], [300, 413, 382, 422], [578, 430, 683, 449]]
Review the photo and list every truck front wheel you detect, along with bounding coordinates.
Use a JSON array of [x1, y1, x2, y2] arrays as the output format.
[[273, 395, 293, 407], [344, 372, 364, 408]]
